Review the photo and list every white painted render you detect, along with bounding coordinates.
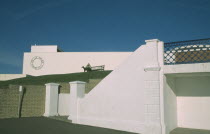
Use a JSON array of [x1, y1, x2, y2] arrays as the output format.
[[176, 76, 210, 130], [39, 40, 210, 134], [0, 74, 27, 81], [58, 94, 70, 116], [1, 39, 210, 134], [68, 81, 86, 122], [163, 73, 210, 132], [163, 75, 177, 134], [164, 63, 210, 74], [65, 40, 210, 134], [31, 45, 61, 52], [67, 39, 164, 134], [23, 52, 132, 76], [44, 83, 59, 117]]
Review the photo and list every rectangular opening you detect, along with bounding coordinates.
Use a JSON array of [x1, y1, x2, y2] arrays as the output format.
[[164, 73, 210, 133]]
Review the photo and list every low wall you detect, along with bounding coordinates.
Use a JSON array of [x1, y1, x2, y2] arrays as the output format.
[[0, 87, 19, 118], [0, 85, 45, 118], [58, 79, 102, 116], [0, 79, 103, 118], [0, 74, 27, 81], [58, 94, 70, 115]]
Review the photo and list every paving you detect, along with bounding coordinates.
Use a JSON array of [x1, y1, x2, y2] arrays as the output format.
[[170, 127, 210, 134], [1, 117, 210, 134], [0, 117, 136, 134]]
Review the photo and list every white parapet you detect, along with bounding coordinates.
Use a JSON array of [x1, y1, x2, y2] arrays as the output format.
[[44, 83, 60, 117], [0, 74, 27, 81], [68, 81, 86, 123], [31, 45, 61, 52]]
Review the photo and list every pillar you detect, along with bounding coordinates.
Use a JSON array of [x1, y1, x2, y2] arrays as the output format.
[[44, 83, 59, 117], [68, 81, 86, 123], [143, 39, 165, 134]]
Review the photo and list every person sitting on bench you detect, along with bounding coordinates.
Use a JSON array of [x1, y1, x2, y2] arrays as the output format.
[[82, 63, 92, 72], [82, 63, 105, 72]]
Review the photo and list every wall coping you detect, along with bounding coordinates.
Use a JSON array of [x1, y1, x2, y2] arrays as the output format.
[[145, 39, 160, 43], [69, 81, 86, 84]]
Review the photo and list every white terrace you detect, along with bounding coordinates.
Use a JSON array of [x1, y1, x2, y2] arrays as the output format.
[[43, 38, 210, 134]]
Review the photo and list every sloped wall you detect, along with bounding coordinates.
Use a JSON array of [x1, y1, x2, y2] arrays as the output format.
[[75, 40, 164, 134]]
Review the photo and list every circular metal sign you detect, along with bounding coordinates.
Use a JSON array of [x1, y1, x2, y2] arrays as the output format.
[[30, 56, 44, 70]]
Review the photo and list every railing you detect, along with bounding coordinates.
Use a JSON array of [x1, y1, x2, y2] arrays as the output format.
[[164, 38, 210, 65]]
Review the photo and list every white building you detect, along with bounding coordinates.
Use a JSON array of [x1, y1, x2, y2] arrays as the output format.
[[2, 38, 210, 134], [43, 38, 210, 134], [23, 45, 132, 76], [0, 45, 132, 80]]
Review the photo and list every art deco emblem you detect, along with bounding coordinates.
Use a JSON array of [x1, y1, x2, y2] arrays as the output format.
[[30, 56, 44, 70]]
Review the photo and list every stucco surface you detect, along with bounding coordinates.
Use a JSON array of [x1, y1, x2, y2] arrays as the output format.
[[176, 76, 210, 130], [164, 73, 210, 132], [58, 79, 102, 116], [23, 52, 132, 76], [70, 40, 164, 134], [164, 63, 210, 74], [31, 45, 59, 52], [163, 75, 177, 134]]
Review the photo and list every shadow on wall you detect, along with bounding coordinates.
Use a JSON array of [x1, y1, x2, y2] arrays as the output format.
[[166, 74, 210, 97], [57, 79, 103, 95]]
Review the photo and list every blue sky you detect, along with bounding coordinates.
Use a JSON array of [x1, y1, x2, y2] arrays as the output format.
[[0, 0, 210, 74]]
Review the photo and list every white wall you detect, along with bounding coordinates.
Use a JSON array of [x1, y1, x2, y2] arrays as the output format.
[[58, 94, 70, 115], [163, 75, 177, 134], [176, 76, 210, 130], [0, 74, 27, 81], [164, 63, 210, 74], [44, 83, 59, 117], [73, 40, 164, 134], [31, 45, 59, 52], [23, 52, 132, 76]]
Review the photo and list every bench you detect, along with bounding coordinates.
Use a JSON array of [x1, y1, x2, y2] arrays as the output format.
[[82, 65, 105, 72]]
